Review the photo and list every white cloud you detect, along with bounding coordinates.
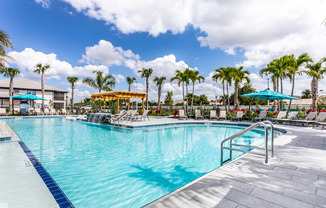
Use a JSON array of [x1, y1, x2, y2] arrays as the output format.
[[67, 88, 91, 103], [81, 40, 139, 66], [35, 0, 50, 8], [113, 74, 125, 83]]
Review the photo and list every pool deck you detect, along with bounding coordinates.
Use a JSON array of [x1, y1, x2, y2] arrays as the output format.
[[0, 116, 326, 208]]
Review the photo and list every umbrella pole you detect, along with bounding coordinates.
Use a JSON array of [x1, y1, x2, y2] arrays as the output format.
[[248, 98, 252, 120]]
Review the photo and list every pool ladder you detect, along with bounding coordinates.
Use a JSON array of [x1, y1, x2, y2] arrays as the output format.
[[220, 120, 274, 165]]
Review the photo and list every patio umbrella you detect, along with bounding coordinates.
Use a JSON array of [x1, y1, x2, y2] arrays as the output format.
[[9, 94, 47, 100], [240, 89, 299, 116]]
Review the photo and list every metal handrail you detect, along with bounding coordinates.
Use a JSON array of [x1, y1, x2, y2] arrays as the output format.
[[221, 120, 274, 165]]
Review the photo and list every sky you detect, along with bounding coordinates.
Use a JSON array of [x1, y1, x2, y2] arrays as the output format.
[[1, 0, 326, 103]]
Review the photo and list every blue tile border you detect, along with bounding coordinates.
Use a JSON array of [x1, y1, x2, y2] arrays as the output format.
[[18, 141, 75, 208]]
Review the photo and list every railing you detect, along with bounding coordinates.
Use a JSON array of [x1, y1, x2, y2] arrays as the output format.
[[220, 120, 274, 165]]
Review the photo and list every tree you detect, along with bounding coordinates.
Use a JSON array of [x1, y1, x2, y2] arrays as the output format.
[[212, 67, 232, 112], [286, 53, 312, 114], [170, 70, 187, 110], [230, 66, 250, 108], [82, 70, 116, 92], [34, 63, 50, 112], [301, 89, 312, 99], [188, 70, 204, 112], [153, 76, 166, 109], [67, 76, 79, 110], [0, 29, 13, 69], [0, 67, 20, 114], [305, 58, 326, 111], [164, 91, 173, 106], [183, 68, 191, 111], [126, 76, 136, 91], [138, 68, 153, 110]]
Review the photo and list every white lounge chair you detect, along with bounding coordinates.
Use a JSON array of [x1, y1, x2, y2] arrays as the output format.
[[310, 112, 326, 128], [267, 111, 286, 123], [195, 110, 204, 120], [61, 109, 67, 115], [179, 110, 188, 120], [0, 108, 7, 116], [35, 108, 43, 115], [139, 110, 150, 121], [290, 112, 317, 126], [277, 111, 299, 124], [209, 110, 218, 120], [49, 108, 56, 115], [230, 111, 244, 121], [252, 111, 267, 122], [218, 111, 227, 120], [44, 108, 50, 115]]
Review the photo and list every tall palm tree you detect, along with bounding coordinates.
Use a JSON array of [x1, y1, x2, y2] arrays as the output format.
[[0, 29, 13, 69], [171, 70, 187, 110], [138, 68, 153, 110], [153, 76, 166, 109], [286, 53, 312, 114], [188, 70, 204, 112], [231, 66, 250, 108], [0, 67, 20, 114], [212, 67, 231, 111], [67, 76, 79, 110], [82, 70, 116, 92], [183, 68, 191, 111], [305, 58, 326, 111], [126, 76, 136, 91], [34, 63, 50, 112]]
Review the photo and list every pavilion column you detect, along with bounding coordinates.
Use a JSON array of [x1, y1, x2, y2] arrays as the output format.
[[142, 98, 145, 113], [103, 99, 106, 113], [117, 97, 120, 114], [127, 99, 130, 110]]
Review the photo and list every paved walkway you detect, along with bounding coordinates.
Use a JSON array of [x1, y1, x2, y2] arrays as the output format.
[[145, 124, 326, 208]]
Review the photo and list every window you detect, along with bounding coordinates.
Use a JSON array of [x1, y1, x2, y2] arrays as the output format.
[[54, 92, 65, 101], [27, 90, 36, 95], [13, 89, 19, 94], [54, 103, 64, 109]]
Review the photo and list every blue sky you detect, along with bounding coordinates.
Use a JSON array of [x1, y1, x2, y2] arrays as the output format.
[[1, 0, 326, 102]]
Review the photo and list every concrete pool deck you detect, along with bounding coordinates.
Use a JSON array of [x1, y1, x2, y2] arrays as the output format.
[[0, 116, 325, 207]]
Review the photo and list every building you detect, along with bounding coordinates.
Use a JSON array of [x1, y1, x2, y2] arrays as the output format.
[[0, 78, 67, 110]]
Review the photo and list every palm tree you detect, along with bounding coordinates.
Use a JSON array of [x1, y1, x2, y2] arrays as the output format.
[[82, 70, 116, 92], [126, 76, 136, 91], [0, 67, 20, 114], [34, 63, 50, 112], [231, 66, 250, 108], [188, 70, 204, 112], [286, 53, 312, 114], [301, 89, 312, 99], [153, 76, 166, 109], [0, 29, 13, 69], [305, 58, 326, 111], [67, 76, 79, 110], [138, 68, 153, 110], [183, 68, 191, 111], [170, 70, 187, 110], [212, 67, 232, 111]]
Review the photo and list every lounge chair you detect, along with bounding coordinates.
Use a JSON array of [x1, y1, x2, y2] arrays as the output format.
[[128, 110, 138, 122], [315, 122, 326, 130], [195, 110, 204, 120], [310, 112, 326, 128], [49, 108, 56, 115], [289, 112, 317, 126], [267, 111, 286, 123], [179, 110, 188, 120], [252, 111, 267, 122], [44, 108, 50, 115], [230, 111, 244, 121], [218, 111, 227, 120], [138, 110, 150, 121], [61, 109, 66, 115], [277, 111, 299, 124], [209, 110, 218, 120], [35, 108, 43, 115], [0, 108, 7, 116]]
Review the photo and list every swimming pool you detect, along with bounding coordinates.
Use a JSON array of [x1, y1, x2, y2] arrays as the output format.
[[5, 118, 279, 208]]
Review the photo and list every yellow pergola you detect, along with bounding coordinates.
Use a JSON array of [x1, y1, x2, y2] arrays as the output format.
[[91, 90, 147, 114]]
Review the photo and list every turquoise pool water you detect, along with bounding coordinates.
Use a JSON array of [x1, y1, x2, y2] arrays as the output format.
[[5, 118, 278, 208]]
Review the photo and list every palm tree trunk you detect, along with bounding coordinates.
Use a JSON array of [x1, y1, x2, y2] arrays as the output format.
[[182, 82, 185, 111], [128, 84, 131, 108], [42, 72, 45, 113], [286, 75, 295, 116], [186, 83, 188, 113], [191, 82, 195, 112], [9, 77, 13, 114], [280, 78, 283, 110], [222, 82, 227, 112], [272, 77, 277, 110], [71, 83, 74, 110], [227, 83, 230, 110], [311, 77, 318, 111], [146, 78, 149, 110], [234, 81, 239, 109], [157, 85, 161, 109]]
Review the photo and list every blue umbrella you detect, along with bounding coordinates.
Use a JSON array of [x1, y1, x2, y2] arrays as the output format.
[[9, 94, 47, 100], [241, 89, 299, 100]]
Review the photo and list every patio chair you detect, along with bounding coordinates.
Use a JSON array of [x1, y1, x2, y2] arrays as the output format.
[[0, 108, 7, 116], [209, 110, 218, 120], [218, 111, 227, 120], [49, 108, 56, 115], [35, 108, 43, 115], [277, 111, 299, 124], [44, 108, 50, 115], [111, 111, 129, 123], [230, 111, 244, 121], [195, 110, 204, 120], [252, 111, 267, 122], [289, 112, 317, 126], [128, 110, 138, 122], [138, 110, 150, 121], [178, 110, 188, 120], [61, 109, 66, 115], [267, 111, 286, 123], [310, 112, 326, 128]]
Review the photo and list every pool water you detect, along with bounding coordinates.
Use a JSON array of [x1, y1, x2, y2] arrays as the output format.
[[5, 118, 278, 208]]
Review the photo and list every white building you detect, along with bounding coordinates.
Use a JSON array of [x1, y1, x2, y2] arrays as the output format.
[[0, 78, 67, 110]]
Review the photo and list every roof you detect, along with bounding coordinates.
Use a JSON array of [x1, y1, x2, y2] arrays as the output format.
[[0, 78, 67, 92], [284, 98, 312, 105], [91, 90, 147, 100]]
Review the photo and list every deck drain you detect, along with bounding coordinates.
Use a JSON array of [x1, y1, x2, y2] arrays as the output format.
[[226, 159, 245, 169], [23, 159, 32, 167]]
